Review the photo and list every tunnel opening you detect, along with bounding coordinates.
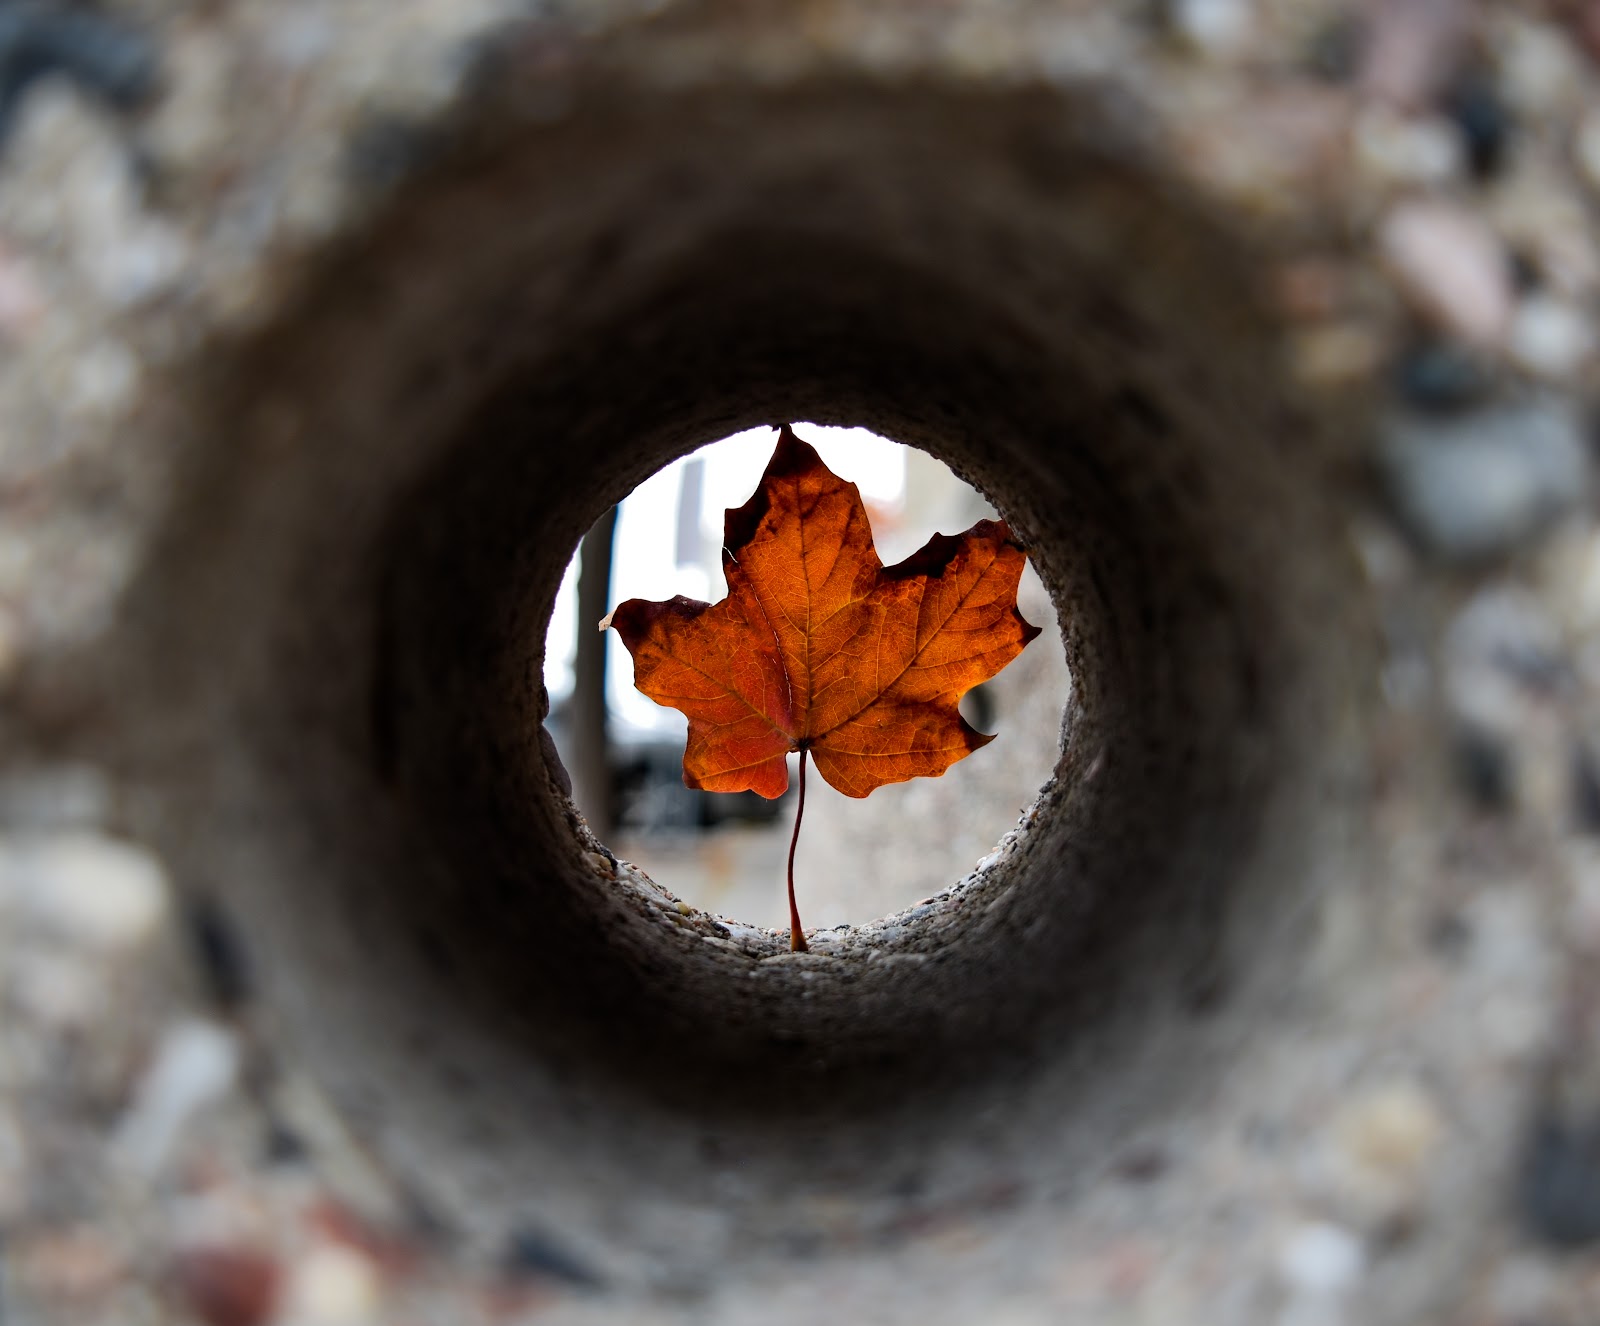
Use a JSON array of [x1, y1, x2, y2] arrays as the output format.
[[116, 71, 1369, 1284], [540, 423, 1071, 930]]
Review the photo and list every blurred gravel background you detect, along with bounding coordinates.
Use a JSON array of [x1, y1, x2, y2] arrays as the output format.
[[8, 0, 1600, 1322]]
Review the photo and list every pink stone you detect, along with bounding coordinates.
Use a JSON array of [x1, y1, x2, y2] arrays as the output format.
[[1379, 201, 1513, 346]]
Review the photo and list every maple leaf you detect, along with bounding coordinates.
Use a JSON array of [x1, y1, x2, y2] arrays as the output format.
[[602, 424, 1040, 948]]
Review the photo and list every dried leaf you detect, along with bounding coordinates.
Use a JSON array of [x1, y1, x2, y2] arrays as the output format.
[[606, 425, 1040, 801]]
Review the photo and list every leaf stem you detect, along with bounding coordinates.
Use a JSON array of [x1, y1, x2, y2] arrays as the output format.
[[787, 749, 809, 952]]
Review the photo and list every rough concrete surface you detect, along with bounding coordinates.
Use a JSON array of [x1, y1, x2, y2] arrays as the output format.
[[3, 1, 1600, 1323]]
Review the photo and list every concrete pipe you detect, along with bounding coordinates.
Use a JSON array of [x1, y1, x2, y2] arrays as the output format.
[[4, 4, 1593, 1323]]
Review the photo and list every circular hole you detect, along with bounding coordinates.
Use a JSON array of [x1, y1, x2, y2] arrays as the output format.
[[542, 423, 1070, 930], [117, 75, 1371, 1284]]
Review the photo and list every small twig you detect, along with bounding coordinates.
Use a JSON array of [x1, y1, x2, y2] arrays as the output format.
[[787, 749, 809, 952]]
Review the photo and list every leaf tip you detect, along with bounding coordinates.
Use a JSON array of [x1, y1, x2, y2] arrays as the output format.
[[766, 423, 822, 477], [597, 608, 616, 632]]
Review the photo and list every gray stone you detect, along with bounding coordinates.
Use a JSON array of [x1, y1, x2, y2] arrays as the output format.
[[1520, 1111, 1600, 1248], [0, 831, 168, 950], [1377, 201, 1511, 346], [1380, 398, 1592, 562], [111, 1018, 241, 1176], [1277, 1220, 1366, 1296]]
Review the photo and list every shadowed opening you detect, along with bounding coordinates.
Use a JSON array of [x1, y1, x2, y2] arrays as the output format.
[[541, 425, 1070, 929]]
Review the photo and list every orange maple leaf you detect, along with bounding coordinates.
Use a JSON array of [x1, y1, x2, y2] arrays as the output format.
[[602, 424, 1040, 947]]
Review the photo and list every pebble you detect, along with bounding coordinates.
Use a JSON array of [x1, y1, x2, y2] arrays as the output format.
[[1327, 1081, 1445, 1228], [112, 1019, 242, 1175], [1378, 398, 1591, 562], [1444, 71, 1513, 180], [1489, 173, 1600, 297], [142, 29, 241, 171], [1359, 0, 1468, 107], [1291, 323, 1384, 388], [286, 1244, 382, 1323], [1378, 201, 1512, 346], [502, 1226, 605, 1289], [169, 1244, 283, 1326], [1335, 1082, 1444, 1175], [1441, 588, 1563, 818], [1392, 341, 1494, 413], [1353, 108, 1462, 187], [184, 895, 255, 1010], [0, 6, 157, 132], [1494, 17, 1582, 118], [1169, 0, 1253, 58], [1277, 1221, 1365, 1296], [1444, 586, 1564, 729], [1453, 724, 1514, 811], [0, 832, 169, 950], [1508, 294, 1595, 378], [718, 923, 771, 949], [0, 84, 187, 308], [1520, 1111, 1600, 1248]]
